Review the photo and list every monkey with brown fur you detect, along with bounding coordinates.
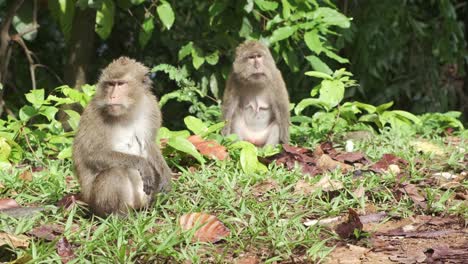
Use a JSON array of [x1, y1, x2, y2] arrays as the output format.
[[222, 40, 290, 146], [73, 57, 171, 217]]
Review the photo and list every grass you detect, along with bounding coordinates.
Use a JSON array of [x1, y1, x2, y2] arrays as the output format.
[[0, 129, 466, 263]]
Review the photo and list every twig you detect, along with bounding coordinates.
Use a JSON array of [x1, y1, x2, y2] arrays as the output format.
[[20, 127, 47, 167], [11, 34, 37, 90], [33, 64, 64, 83], [326, 104, 341, 141]]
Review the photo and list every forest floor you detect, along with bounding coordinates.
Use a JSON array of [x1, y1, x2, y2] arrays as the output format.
[[0, 130, 467, 263]]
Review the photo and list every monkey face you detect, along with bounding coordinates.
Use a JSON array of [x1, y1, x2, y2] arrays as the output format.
[[234, 50, 273, 84], [98, 80, 136, 117]]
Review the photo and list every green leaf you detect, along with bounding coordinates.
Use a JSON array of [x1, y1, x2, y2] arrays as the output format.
[[157, 1, 175, 30], [167, 136, 205, 164], [205, 51, 219, 65], [323, 49, 349, 64], [349, 101, 376, 113], [244, 0, 254, 13], [48, 0, 75, 42], [184, 116, 208, 135], [206, 121, 225, 135], [305, 56, 333, 75], [269, 26, 295, 43], [313, 7, 350, 28], [254, 0, 279, 11], [0, 137, 11, 161], [304, 30, 323, 54], [281, 0, 292, 19], [65, 110, 81, 131], [19, 105, 38, 122], [178, 42, 193, 61], [40, 106, 59, 121], [158, 127, 191, 141], [191, 47, 205, 69], [376, 101, 394, 113], [95, 0, 115, 40], [58, 146, 72, 160], [304, 71, 332, 80], [239, 17, 253, 38], [392, 110, 421, 125], [138, 16, 154, 48], [282, 50, 300, 72], [319, 79, 345, 109], [294, 98, 325, 115], [25, 89, 45, 108]]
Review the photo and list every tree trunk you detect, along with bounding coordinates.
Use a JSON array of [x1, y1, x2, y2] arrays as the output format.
[[59, 7, 97, 128], [0, 0, 25, 116]]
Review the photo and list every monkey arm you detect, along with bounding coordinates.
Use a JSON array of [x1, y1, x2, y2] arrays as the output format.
[[146, 144, 172, 192], [272, 80, 290, 144], [221, 77, 240, 135]]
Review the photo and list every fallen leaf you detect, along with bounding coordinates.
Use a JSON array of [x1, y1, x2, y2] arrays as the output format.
[[316, 154, 352, 172], [179, 212, 230, 243], [56, 237, 75, 263], [18, 170, 33, 181], [1, 207, 44, 218], [411, 140, 445, 156], [251, 179, 279, 197], [29, 224, 79, 241], [359, 212, 387, 224], [371, 154, 408, 173], [235, 255, 260, 264], [387, 164, 401, 174], [398, 183, 427, 209], [325, 244, 370, 264], [352, 186, 365, 199], [0, 232, 30, 248], [294, 180, 315, 195], [303, 216, 341, 227], [334, 208, 363, 239], [334, 152, 367, 164], [0, 198, 20, 210], [188, 135, 228, 160], [424, 244, 468, 262], [314, 175, 344, 192]]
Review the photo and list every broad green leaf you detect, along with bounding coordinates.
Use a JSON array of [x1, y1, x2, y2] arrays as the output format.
[[65, 109, 81, 130], [304, 30, 323, 54], [95, 0, 115, 40], [19, 105, 38, 121], [281, 0, 292, 19], [239, 142, 258, 174], [25, 89, 45, 108], [319, 79, 345, 109], [376, 101, 394, 113], [48, 0, 74, 41], [282, 50, 300, 72], [167, 136, 205, 164], [294, 98, 324, 115], [324, 49, 349, 64], [239, 17, 253, 38], [191, 47, 205, 69], [206, 121, 225, 135], [157, 1, 175, 30], [269, 26, 295, 43], [205, 51, 219, 65], [392, 110, 421, 124], [306, 56, 332, 75], [0, 137, 11, 161], [158, 127, 190, 141], [304, 70, 332, 80], [40, 106, 59, 121], [244, 0, 254, 13], [138, 16, 154, 48], [348, 101, 376, 113], [313, 7, 350, 28], [58, 146, 72, 160], [184, 116, 208, 135], [178, 42, 193, 61], [254, 0, 279, 11]]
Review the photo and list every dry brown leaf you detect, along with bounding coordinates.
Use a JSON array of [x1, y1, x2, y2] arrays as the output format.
[[0, 198, 20, 210], [19, 170, 33, 181], [0, 232, 30, 248], [352, 186, 365, 199], [334, 208, 363, 239], [179, 212, 230, 243], [411, 140, 445, 156], [56, 237, 75, 263], [316, 154, 352, 172], [314, 175, 344, 192], [251, 179, 279, 197], [188, 135, 229, 160], [294, 179, 315, 195]]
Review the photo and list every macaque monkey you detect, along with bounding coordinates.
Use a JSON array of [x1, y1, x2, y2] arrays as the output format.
[[222, 40, 290, 146], [72, 57, 171, 217]]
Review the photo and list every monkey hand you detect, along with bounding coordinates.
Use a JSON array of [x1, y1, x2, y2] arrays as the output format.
[[137, 160, 155, 195]]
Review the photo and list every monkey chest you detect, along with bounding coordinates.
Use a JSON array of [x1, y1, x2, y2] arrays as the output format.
[[241, 98, 272, 129], [111, 121, 149, 158]]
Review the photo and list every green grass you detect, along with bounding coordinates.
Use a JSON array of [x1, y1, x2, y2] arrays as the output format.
[[0, 130, 466, 263]]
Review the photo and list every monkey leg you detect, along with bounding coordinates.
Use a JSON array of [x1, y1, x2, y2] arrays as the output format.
[[89, 168, 152, 217], [263, 123, 280, 146]]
